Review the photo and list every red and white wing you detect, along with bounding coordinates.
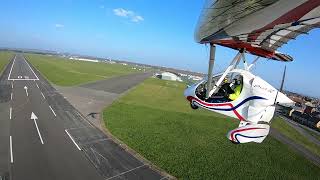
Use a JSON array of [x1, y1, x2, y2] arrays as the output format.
[[195, 0, 320, 62]]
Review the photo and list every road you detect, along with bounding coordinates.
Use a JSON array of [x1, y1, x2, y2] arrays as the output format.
[[0, 54, 166, 180]]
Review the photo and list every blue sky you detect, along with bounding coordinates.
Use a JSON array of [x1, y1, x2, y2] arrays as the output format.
[[0, 0, 319, 97]]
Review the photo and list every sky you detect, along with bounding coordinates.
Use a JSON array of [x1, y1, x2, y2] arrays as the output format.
[[0, 0, 319, 97]]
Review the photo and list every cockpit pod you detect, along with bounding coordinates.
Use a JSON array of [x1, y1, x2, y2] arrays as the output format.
[[184, 69, 294, 144]]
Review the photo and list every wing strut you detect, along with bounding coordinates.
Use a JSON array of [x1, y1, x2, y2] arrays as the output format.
[[206, 43, 216, 98]]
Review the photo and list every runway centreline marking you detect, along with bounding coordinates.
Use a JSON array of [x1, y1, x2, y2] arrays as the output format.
[[11, 82, 13, 89], [36, 83, 39, 89], [7, 55, 16, 80], [10, 136, 13, 163], [24, 57, 39, 80], [33, 119, 44, 144], [65, 129, 82, 151], [105, 164, 146, 180], [49, 106, 56, 116], [24, 86, 29, 97], [9, 107, 12, 120], [41, 92, 45, 99], [10, 93, 13, 100]]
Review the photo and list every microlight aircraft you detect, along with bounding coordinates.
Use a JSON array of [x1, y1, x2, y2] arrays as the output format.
[[184, 0, 320, 144]]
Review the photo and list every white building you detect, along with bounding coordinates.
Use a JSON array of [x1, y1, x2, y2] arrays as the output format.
[[69, 57, 99, 63], [158, 72, 182, 82]]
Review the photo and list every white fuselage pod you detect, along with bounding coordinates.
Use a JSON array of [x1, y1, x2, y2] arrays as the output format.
[[184, 69, 294, 144]]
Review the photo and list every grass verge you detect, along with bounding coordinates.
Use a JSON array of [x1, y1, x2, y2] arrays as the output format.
[[0, 51, 13, 73], [104, 78, 320, 179], [26, 53, 140, 86], [272, 117, 320, 156]]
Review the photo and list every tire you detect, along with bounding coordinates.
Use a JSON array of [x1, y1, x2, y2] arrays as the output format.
[[190, 102, 199, 110]]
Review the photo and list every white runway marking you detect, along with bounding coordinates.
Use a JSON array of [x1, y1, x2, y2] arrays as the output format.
[[11, 82, 13, 89], [49, 106, 56, 116], [36, 83, 39, 89], [10, 136, 13, 163], [41, 92, 45, 99], [106, 165, 146, 180], [7, 55, 16, 80], [9, 79, 39, 81], [8, 55, 39, 81], [24, 86, 29, 97], [10, 93, 13, 100], [9, 107, 12, 120], [24, 58, 39, 80], [65, 129, 82, 151], [33, 118, 44, 144], [31, 112, 44, 144]]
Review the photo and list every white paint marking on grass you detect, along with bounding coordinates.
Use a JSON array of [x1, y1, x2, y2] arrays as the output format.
[[36, 83, 39, 89], [41, 92, 45, 99], [49, 106, 56, 116], [105, 165, 146, 180], [65, 129, 81, 151], [8, 55, 16, 80], [31, 112, 44, 144], [9, 107, 12, 120], [10, 136, 13, 163], [24, 57, 39, 80]]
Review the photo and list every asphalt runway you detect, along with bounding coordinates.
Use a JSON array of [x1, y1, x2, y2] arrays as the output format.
[[0, 54, 166, 180], [81, 72, 153, 94]]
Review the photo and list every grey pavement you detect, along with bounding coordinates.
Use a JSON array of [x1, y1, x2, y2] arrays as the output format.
[[279, 115, 320, 146], [81, 72, 152, 94], [56, 72, 152, 129], [0, 54, 166, 180], [270, 127, 320, 167]]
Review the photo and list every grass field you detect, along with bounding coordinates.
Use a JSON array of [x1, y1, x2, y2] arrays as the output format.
[[272, 117, 320, 156], [103, 78, 320, 179], [0, 51, 13, 73], [300, 126, 320, 142], [26, 54, 140, 86]]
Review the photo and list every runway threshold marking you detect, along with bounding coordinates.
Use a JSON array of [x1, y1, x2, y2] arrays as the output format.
[[65, 129, 82, 151], [41, 92, 45, 99], [10, 136, 13, 163], [7, 55, 16, 80], [9, 107, 12, 120], [105, 164, 146, 180], [49, 106, 56, 116], [31, 112, 44, 144]]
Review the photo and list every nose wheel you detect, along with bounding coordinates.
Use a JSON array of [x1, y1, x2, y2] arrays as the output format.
[[190, 102, 199, 110]]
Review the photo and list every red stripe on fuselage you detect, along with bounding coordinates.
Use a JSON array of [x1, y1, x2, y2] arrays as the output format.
[[188, 96, 245, 121]]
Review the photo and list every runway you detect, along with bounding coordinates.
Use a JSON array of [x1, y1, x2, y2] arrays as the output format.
[[0, 54, 166, 180]]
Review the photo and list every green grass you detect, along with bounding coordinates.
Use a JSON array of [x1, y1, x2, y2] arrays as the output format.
[[300, 125, 320, 142], [0, 51, 13, 73], [272, 117, 320, 156], [26, 53, 140, 86], [104, 78, 320, 179]]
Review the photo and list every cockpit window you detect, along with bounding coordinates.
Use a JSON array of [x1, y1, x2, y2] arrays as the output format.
[[196, 74, 243, 103]]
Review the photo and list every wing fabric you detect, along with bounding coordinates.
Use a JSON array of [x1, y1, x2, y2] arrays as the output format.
[[195, 0, 320, 61]]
